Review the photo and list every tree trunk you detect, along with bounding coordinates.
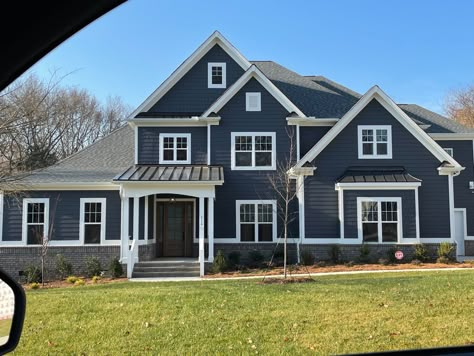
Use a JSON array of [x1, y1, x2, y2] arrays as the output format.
[[284, 224, 287, 279]]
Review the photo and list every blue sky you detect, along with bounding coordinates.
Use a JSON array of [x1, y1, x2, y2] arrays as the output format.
[[28, 0, 474, 115]]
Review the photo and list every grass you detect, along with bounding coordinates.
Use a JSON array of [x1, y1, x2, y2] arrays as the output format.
[[0, 319, 11, 338], [14, 270, 474, 355]]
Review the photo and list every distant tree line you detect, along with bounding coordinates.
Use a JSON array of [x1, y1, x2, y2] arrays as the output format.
[[0, 72, 130, 177]]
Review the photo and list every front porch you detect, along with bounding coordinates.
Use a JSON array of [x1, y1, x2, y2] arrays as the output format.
[[114, 165, 224, 277]]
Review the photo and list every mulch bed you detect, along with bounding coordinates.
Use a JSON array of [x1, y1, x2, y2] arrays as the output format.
[[24, 277, 128, 290]]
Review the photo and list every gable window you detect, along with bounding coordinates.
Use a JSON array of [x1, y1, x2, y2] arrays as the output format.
[[80, 198, 106, 244], [22, 198, 49, 245], [236, 200, 276, 242], [246, 92, 261, 111], [443, 148, 454, 157], [358, 198, 401, 243], [159, 133, 191, 164], [208, 62, 226, 88], [357, 125, 392, 159], [231, 132, 276, 170]]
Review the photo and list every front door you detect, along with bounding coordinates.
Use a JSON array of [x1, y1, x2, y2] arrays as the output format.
[[156, 201, 194, 257]]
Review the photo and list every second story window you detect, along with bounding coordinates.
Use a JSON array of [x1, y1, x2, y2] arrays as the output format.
[[208, 62, 226, 88], [357, 125, 392, 159], [231, 132, 276, 170], [159, 133, 191, 164]]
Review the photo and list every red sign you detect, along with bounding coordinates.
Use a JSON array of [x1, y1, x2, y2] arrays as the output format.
[[395, 250, 404, 260]]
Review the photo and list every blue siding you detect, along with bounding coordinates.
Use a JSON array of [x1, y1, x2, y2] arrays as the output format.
[[304, 99, 450, 239], [300, 126, 331, 157], [3, 191, 121, 242], [212, 78, 298, 239], [343, 190, 416, 239], [148, 44, 245, 114], [440, 140, 474, 236], [137, 127, 207, 165]]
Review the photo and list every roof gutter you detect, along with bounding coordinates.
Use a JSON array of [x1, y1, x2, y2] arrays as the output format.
[[128, 116, 221, 127]]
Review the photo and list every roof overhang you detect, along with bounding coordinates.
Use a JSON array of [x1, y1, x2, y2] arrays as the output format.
[[128, 116, 221, 127], [286, 117, 339, 126], [429, 133, 474, 140], [335, 182, 421, 190], [3, 182, 119, 191]]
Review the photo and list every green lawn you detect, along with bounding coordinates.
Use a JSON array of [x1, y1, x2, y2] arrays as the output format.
[[14, 271, 474, 355]]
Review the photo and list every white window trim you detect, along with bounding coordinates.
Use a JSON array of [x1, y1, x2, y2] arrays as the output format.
[[79, 198, 107, 245], [235, 200, 277, 243], [22, 198, 50, 246], [443, 147, 454, 157], [208, 62, 226, 89], [159, 133, 191, 164], [231, 132, 276, 170], [357, 197, 403, 243], [246, 92, 261, 111], [357, 125, 393, 159]]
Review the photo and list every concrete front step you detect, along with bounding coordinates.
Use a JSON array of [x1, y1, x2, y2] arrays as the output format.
[[133, 266, 200, 273], [132, 270, 200, 278], [134, 263, 199, 269]]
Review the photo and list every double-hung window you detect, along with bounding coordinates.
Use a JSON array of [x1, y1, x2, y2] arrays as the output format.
[[159, 133, 191, 164], [231, 132, 276, 170], [23, 198, 49, 245], [358, 198, 401, 243], [80, 198, 106, 244], [237, 200, 276, 242], [358, 125, 392, 159], [208, 62, 226, 88]]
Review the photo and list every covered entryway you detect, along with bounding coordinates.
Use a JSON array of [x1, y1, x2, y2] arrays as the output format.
[[156, 200, 194, 257]]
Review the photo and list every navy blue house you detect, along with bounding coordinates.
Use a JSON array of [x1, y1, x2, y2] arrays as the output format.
[[2, 31, 474, 278]]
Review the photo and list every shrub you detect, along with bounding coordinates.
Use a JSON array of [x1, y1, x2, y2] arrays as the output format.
[[300, 249, 315, 266], [384, 246, 398, 264], [74, 278, 85, 286], [411, 259, 422, 265], [248, 250, 265, 268], [84, 256, 102, 278], [92, 276, 101, 284], [413, 244, 429, 262], [328, 244, 341, 264], [55, 254, 73, 279], [437, 242, 455, 261], [316, 261, 327, 268], [30, 282, 40, 290], [227, 251, 241, 268], [437, 256, 451, 264], [344, 261, 355, 267], [359, 244, 370, 263], [109, 258, 123, 278], [378, 258, 390, 266], [212, 250, 228, 273], [23, 265, 41, 284], [66, 276, 79, 284]]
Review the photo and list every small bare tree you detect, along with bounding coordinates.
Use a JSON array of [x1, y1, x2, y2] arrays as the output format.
[[445, 84, 474, 128], [267, 128, 300, 278]]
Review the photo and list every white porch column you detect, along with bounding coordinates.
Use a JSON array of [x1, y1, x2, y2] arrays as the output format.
[[448, 174, 455, 240], [199, 196, 205, 276], [133, 197, 139, 241], [207, 197, 214, 263], [120, 196, 129, 262]]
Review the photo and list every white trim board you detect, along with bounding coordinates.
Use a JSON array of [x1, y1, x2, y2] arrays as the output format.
[[294, 86, 463, 170], [203, 65, 305, 117], [128, 31, 251, 120], [335, 182, 421, 190]]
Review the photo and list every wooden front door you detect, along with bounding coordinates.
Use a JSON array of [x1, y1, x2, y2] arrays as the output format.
[[156, 201, 194, 257]]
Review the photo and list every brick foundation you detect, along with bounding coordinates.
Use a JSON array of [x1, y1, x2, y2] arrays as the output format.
[[465, 241, 474, 256], [138, 243, 156, 261]]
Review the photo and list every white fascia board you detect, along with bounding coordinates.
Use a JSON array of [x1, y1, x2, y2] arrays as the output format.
[[286, 117, 339, 126], [128, 31, 251, 121], [8, 183, 119, 191], [429, 133, 474, 140], [335, 182, 421, 190], [203, 65, 306, 117], [294, 86, 463, 169], [128, 117, 221, 127]]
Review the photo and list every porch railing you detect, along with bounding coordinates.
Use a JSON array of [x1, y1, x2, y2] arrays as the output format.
[[127, 239, 139, 278]]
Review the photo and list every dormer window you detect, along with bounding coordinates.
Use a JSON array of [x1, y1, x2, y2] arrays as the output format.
[[246, 92, 261, 111], [208, 62, 226, 88], [357, 125, 392, 159]]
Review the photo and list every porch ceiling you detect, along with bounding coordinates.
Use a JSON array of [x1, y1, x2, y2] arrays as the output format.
[[113, 165, 224, 183]]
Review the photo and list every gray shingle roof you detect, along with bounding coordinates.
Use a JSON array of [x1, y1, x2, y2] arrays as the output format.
[[19, 125, 134, 184]]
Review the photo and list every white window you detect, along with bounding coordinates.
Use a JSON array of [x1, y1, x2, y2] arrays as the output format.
[[357, 197, 401, 243], [246, 92, 261, 111], [231, 132, 276, 170], [22, 198, 49, 245], [80, 198, 106, 245], [208, 62, 226, 88], [357, 125, 392, 159], [443, 148, 454, 157], [159, 133, 191, 164], [236, 200, 276, 242]]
